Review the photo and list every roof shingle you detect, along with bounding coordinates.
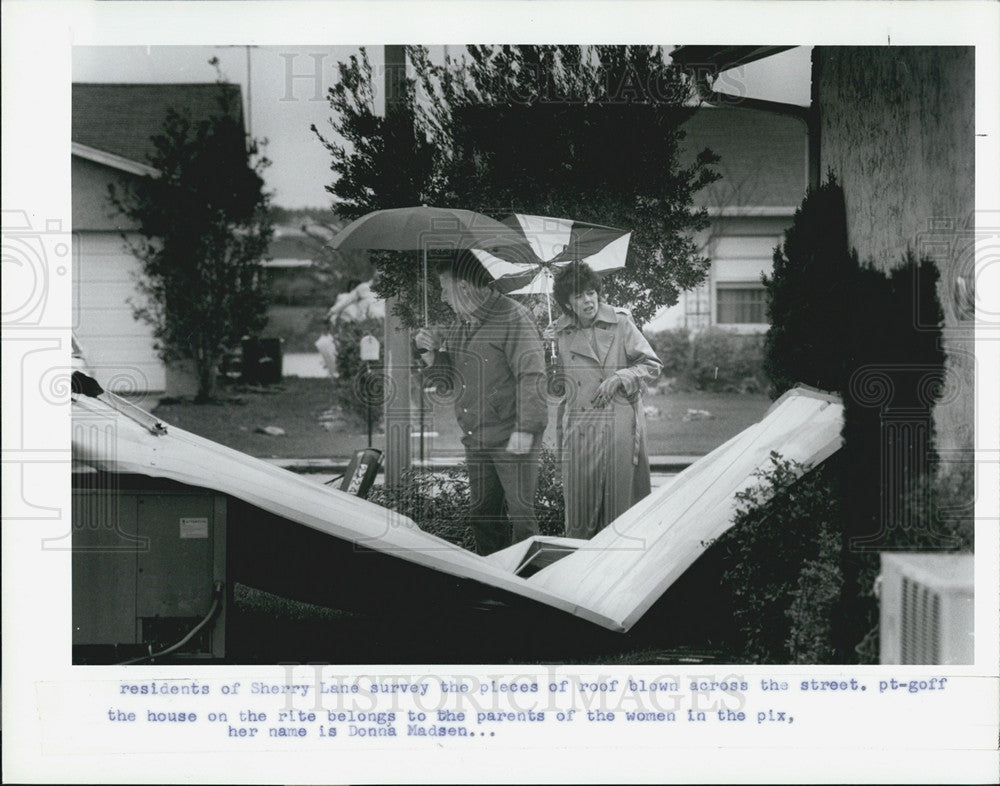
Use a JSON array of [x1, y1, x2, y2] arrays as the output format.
[[72, 82, 244, 166]]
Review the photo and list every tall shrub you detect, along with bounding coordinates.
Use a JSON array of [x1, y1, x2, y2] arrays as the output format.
[[729, 176, 956, 663], [762, 174, 858, 398], [109, 75, 273, 402], [834, 254, 950, 661]]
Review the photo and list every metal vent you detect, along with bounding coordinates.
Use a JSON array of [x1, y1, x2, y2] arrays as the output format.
[[900, 577, 941, 664]]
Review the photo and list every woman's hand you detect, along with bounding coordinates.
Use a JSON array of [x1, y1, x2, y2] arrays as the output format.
[[541, 325, 556, 342], [592, 375, 623, 408]]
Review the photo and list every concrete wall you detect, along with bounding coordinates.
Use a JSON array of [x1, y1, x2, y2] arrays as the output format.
[[815, 46, 975, 458]]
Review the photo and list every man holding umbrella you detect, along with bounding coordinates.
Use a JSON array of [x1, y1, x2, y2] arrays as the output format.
[[414, 249, 548, 556]]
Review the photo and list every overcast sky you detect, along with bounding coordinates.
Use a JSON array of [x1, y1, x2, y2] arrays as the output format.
[[73, 45, 811, 209]]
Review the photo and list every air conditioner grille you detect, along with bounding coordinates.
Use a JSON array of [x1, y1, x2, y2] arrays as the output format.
[[901, 577, 941, 664]]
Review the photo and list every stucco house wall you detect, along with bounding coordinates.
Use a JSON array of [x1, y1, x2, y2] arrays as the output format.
[[815, 46, 975, 457]]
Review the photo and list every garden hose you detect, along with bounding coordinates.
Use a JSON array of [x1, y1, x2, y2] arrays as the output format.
[[118, 581, 225, 665]]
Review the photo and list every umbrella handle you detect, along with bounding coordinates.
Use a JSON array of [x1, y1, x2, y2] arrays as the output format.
[[422, 247, 429, 327], [546, 273, 556, 361]]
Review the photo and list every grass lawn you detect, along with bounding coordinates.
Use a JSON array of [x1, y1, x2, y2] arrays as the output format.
[[152, 376, 772, 460]]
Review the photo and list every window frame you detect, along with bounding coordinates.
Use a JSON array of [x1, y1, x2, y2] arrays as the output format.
[[715, 283, 769, 325]]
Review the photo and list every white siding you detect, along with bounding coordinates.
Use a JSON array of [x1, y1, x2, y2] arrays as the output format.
[[713, 236, 780, 260], [72, 232, 165, 392]]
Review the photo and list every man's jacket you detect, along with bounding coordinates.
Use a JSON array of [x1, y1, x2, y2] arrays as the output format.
[[430, 291, 547, 448]]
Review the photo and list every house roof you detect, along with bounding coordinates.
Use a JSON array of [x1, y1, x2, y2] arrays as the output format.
[[680, 106, 807, 210], [72, 82, 244, 168], [267, 218, 349, 257], [669, 46, 795, 74], [72, 384, 842, 633], [267, 233, 323, 265]]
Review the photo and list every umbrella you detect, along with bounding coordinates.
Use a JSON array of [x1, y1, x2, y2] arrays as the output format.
[[329, 206, 534, 465], [329, 206, 534, 325], [470, 213, 631, 322]]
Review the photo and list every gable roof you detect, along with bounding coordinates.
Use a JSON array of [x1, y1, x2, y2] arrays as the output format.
[[670, 46, 796, 74], [266, 217, 352, 262], [268, 233, 317, 261], [72, 82, 244, 168], [680, 106, 807, 211]]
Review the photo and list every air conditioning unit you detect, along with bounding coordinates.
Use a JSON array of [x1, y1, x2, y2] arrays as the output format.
[[72, 469, 228, 663], [878, 552, 973, 665]]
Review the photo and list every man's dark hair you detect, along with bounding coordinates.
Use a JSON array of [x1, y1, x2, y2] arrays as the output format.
[[553, 261, 602, 315], [431, 248, 494, 288]]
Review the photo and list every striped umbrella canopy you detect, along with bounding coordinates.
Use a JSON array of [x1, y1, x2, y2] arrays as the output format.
[[471, 214, 631, 296]]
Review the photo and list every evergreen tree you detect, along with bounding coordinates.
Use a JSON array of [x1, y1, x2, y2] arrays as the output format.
[[314, 45, 720, 327], [763, 174, 859, 397], [761, 175, 952, 662], [110, 71, 273, 402]]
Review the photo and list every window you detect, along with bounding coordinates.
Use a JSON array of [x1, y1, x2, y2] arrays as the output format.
[[716, 286, 768, 324]]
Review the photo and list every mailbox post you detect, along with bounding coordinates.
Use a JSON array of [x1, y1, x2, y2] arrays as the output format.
[[359, 334, 380, 447]]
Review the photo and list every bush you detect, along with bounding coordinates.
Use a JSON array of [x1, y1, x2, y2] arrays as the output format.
[[689, 327, 765, 392], [646, 327, 765, 392], [369, 465, 476, 550], [712, 453, 843, 664], [834, 254, 950, 661], [714, 446, 971, 664], [731, 175, 965, 664], [646, 328, 691, 377], [534, 448, 567, 538], [265, 266, 339, 307], [785, 518, 842, 664], [763, 174, 858, 398], [368, 447, 566, 550]]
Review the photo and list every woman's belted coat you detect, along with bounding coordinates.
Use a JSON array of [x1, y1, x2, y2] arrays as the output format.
[[552, 302, 662, 539]]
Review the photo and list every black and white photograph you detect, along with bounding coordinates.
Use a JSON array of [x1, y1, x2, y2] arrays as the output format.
[[3, 1, 998, 783], [66, 40, 976, 665]]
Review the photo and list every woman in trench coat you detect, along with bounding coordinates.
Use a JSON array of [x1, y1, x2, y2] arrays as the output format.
[[548, 262, 663, 540]]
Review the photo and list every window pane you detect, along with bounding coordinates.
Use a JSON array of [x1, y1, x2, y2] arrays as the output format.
[[717, 288, 767, 324]]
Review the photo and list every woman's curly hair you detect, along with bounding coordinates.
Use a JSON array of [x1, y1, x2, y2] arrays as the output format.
[[552, 261, 603, 316]]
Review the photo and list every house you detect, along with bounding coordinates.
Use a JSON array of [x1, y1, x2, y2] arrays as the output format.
[[71, 82, 245, 395], [669, 45, 975, 464], [648, 105, 808, 333], [257, 214, 374, 363]]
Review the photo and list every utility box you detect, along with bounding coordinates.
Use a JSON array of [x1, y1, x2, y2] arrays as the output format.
[[72, 471, 227, 662]]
